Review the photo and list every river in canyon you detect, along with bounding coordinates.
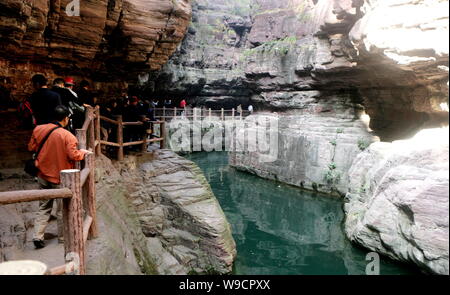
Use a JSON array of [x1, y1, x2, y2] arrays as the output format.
[[187, 152, 420, 275]]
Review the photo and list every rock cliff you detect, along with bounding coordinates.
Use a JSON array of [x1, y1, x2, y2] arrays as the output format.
[[152, 0, 448, 274], [0, 0, 192, 101], [344, 127, 449, 275], [151, 0, 449, 195], [152, 0, 448, 139]]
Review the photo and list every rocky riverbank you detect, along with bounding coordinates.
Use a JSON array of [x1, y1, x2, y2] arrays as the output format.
[[344, 127, 449, 275]]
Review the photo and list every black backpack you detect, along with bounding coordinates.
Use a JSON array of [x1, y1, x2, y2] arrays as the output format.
[[18, 99, 36, 129]]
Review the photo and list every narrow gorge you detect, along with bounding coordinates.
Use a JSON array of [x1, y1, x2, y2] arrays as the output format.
[[0, 0, 448, 276], [150, 0, 449, 275]]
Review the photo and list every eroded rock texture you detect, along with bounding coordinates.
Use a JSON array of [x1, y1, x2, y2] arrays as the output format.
[[0, 0, 192, 101], [152, 0, 448, 139], [344, 127, 449, 275], [113, 150, 236, 274], [148, 0, 254, 108]]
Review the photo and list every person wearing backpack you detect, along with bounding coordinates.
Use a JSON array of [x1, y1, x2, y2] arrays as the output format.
[[51, 78, 85, 133], [17, 98, 36, 129], [28, 105, 91, 249]]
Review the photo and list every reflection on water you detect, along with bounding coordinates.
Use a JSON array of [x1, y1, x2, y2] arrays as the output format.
[[187, 152, 419, 275]]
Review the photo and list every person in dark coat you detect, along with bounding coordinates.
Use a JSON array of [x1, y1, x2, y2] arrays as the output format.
[[78, 80, 95, 107], [29, 74, 62, 125], [123, 96, 147, 145]]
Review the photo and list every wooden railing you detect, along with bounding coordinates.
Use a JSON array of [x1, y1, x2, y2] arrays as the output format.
[[0, 106, 100, 275], [0, 104, 169, 274], [154, 107, 251, 121], [99, 115, 166, 161]]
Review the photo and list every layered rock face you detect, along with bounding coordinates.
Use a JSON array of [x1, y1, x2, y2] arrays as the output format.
[[0, 0, 192, 101], [153, 0, 448, 274], [123, 150, 236, 274], [153, 0, 448, 138], [153, 0, 448, 195], [344, 127, 449, 275], [230, 103, 378, 196], [150, 0, 254, 107]]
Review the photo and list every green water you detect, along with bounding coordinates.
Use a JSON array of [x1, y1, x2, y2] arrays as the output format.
[[187, 152, 420, 275]]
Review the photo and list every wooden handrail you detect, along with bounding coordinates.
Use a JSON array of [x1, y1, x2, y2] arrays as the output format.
[[0, 188, 72, 205], [100, 116, 119, 125], [83, 216, 93, 244], [122, 121, 144, 126], [49, 261, 75, 276], [98, 113, 166, 160], [80, 167, 91, 187]]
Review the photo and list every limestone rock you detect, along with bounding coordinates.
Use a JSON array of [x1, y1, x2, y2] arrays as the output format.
[[151, 0, 448, 140], [344, 127, 449, 275], [131, 150, 237, 274], [230, 109, 378, 196]]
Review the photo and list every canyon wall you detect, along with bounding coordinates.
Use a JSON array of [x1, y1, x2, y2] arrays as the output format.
[[0, 0, 192, 103], [152, 0, 448, 196], [154, 0, 449, 273]]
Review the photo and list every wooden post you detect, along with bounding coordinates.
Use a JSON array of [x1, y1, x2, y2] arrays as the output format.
[[221, 108, 224, 121], [193, 108, 197, 121], [89, 120, 95, 151], [209, 108, 212, 120], [141, 116, 148, 153], [75, 129, 86, 171], [232, 108, 235, 120], [76, 129, 87, 150], [174, 107, 177, 119], [160, 121, 166, 149], [116, 115, 124, 161], [95, 106, 101, 156], [61, 169, 85, 275], [84, 153, 98, 239], [163, 106, 166, 119]]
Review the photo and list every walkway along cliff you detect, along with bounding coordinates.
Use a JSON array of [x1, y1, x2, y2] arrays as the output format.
[[0, 0, 237, 275]]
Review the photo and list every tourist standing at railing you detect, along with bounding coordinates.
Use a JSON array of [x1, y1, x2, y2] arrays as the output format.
[[180, 99, 187, 109], [52, 78, 84, 134], [237, 104, 243, 115], [64, 77, 86, 129], [29, 74, 62, 126], [124, 96, 147, 146], [78, 80, 95, 107], [28, 105, 91, 249], [248, 104, 254, 114]]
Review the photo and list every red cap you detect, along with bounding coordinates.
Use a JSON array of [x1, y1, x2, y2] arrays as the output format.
[[64, 77, 75, 86]]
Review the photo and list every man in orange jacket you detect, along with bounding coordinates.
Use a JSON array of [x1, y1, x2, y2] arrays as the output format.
[[28, 105, 91, 249]]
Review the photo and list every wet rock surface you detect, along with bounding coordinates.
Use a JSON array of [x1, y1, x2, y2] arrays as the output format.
[[344, 127, 449, 275], [230, 106, 378, 196]]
